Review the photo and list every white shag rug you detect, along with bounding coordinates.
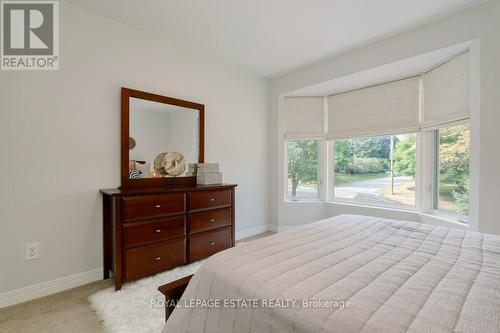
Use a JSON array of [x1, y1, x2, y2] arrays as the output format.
[[88, 260, 204, 333]]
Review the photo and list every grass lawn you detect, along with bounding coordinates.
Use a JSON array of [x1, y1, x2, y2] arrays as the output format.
[[438, 182, 466, 213], [439, 183, 460, 201], [334, 172, 387, 185]]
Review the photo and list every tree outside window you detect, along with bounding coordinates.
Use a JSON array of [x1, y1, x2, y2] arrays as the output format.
[[333, 133, 416, 207], [437, 124, 470, 215], [287, 140, 319, 200]]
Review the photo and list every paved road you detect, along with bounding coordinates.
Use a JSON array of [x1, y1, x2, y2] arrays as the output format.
[[290, 176, 413, 203], [335, 175, 413, 204]]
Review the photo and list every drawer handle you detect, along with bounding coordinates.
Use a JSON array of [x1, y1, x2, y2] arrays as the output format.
[[155, 229, 161, 233], [210, 242, 215, 246], [155, 256, 161, 261], [209, 198, 215, 202], [209, 219, 215, 222], [155, 205, 161, 208]]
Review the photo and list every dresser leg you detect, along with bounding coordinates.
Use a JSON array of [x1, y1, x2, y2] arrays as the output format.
[[231, 187, 236, 247], [112, 195, 122, 290], [115, 277, 122, 291], [102, 195, 111, 280]]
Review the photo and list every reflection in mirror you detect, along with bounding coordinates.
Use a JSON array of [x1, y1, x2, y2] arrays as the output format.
[[129, 98, 199, 179]]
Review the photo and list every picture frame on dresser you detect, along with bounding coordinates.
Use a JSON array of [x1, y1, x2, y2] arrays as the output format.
[[100, 88, 236, 290]]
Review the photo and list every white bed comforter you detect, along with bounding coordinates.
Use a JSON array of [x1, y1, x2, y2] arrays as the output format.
[[163, 214, 500, 333]]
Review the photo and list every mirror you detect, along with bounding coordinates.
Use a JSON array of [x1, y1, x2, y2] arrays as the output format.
[[129, 98, 199, 178], [121, 88, 204, 188]]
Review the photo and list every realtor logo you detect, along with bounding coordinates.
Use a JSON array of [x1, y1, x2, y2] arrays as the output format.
[[1, 1, 58, 70]]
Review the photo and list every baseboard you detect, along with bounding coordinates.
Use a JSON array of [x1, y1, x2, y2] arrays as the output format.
[[268, 225, 297, 233], [0, 267, 103, 309], [236, 224, 275, 240], [267, 224, 278, 233], [236, 224, 298, 239], [0, 225, 289, 309]]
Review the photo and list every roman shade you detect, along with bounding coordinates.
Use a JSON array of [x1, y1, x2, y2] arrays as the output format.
[[327, 76, 420, 139], [422, 52, 470, 128], [284, 97, 324, 137]]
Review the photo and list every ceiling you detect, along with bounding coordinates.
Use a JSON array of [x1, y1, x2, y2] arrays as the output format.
[[66, 0, 485, 77], [288, 42, 471, 96]]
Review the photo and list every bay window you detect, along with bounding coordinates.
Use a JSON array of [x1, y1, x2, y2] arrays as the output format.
[[282, 51, 472, 223]]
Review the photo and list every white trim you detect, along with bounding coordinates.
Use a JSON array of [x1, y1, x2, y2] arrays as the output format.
[[318, 139, 327, 201], [327, 140, 334, 200], [0, 268, 103, 309], [283, 199, 323, 203], [236, 224, 274, 240], [467, 40, 480, 232], [0, 224, 278, 309], [416, 131, 434, 213], [429, 208, 468, 224], [285, 133, 325, 140], [283, 134, 289, 201], [325, 201, 470, 229], [329, 197, 416, 212], [268, 225, 297, 233], [420, 117, 470, 131], [326, 127, 420, 140], [418, 212, 468, 230], [326, 200, 417, 216]]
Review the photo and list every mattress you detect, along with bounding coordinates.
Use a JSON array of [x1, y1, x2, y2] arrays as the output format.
[[163, 214, 500, 333]]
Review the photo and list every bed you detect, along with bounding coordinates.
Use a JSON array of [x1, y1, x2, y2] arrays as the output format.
[[162, 214, 500, 333]]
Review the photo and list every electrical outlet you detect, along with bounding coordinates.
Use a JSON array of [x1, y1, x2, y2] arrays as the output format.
[[25, 242, 39, 261]]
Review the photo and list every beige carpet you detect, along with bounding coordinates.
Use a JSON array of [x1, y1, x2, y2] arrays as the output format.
[[0, 280, 111, 333], [0, 232, 274, 333]]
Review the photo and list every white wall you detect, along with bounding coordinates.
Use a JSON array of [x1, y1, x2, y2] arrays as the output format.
[[129, 106, 199, 175], [269, 0, 500, 235], [0, 1, 269, 298], [168, 111, 199, 166], [129, 108, 171, 165]]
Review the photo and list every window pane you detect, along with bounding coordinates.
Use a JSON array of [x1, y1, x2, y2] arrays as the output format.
[[333, 133, 416, 207], [287, 140, 319, 200], [437, 124, 470, 216]]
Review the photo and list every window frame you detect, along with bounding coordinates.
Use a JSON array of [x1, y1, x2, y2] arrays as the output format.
[[431, 123, 470, 222], [284, 122, 471, 224], [284, 137, 325, 202]]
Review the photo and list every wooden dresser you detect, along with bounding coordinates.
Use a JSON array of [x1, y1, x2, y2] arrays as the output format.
[[100, 184, 237, 290]]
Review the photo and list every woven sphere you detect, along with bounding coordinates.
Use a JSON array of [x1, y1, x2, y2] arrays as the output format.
[[162, 152, 186, 176]]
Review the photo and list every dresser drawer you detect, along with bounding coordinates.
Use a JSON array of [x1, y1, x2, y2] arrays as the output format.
[[122, 193, 185, 221], [188, 208, 231, 234], [189, 227, 231, 262], [188, 189, 231, 211], [123, 216, 186, 248], [123, 238, 186, 281]]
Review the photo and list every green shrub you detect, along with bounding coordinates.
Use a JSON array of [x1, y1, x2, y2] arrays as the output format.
[[346, 157, 387, 174], [452, 191, 469, 215]]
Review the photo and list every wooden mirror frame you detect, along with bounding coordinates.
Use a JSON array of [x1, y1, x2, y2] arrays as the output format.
[[120, 87, 205, 190]]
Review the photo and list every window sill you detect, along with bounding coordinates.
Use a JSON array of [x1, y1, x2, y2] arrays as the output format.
[[327, 201, 468, 228], [284, 197, 416, 212], [327, 198, 416, 213], [284, 199, 469, 228], [284, 198, 323, 203], [422, 210, 469, 226], [283, 197, 418, 215]]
